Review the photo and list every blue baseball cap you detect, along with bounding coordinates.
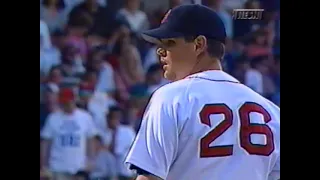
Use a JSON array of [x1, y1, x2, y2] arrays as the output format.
[[141, 4, 226, 44]]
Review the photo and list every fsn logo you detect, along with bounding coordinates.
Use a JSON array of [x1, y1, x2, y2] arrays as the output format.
[[232, 9, 264, 20]]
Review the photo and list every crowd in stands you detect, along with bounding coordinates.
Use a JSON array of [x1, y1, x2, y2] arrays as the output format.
[[40, 0, 280, 179]]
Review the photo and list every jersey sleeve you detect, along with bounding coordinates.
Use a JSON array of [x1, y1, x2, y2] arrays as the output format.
[[268, 155, 280, 180], [40, 113, 55, 139], [124, 91, 179, 180]]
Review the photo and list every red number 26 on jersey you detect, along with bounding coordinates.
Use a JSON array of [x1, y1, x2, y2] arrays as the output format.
[[199, 102, 274, 158]]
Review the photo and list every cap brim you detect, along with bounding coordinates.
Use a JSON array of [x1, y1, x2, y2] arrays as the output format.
[[141, 26, 183, 44]]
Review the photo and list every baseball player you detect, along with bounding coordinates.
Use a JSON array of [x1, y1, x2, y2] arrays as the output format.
[[125, 4, 280, 180]]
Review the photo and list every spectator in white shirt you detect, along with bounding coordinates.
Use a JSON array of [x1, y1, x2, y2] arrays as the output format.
[[244, 57, 266, 95], [40, 88, 98, 179], [207, 0, 233, 38], [251, 56, 276, 98], [117, 0, 149, 33], [40, 20, 52, 50], [89, 135, 118, 180], [99, 106, 136, 180], [88, 48, 116, 95], [40, 44, 61, 76], [143, 46, 158, 72], [40, 0, 70, 33], [245, 66, 263, 94], [40, 30, 62, 77]]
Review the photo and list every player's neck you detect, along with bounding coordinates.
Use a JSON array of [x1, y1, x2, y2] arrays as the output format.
[[190, 57, 223, 75]]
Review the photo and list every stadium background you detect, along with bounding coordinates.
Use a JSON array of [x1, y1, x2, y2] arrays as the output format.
[[40, 0, 280, 179]]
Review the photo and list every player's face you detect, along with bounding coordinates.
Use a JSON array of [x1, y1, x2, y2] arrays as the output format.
[[157, 38, 198, 81]]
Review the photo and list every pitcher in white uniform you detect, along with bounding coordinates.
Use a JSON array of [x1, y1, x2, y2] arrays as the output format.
[[125, 4, 280, 180]]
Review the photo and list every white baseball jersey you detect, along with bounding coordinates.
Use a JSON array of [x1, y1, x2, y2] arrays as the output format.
[[125, 70, 280, 180], [41, 108, 98, 174]]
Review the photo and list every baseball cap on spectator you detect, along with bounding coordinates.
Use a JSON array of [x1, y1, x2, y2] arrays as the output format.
[[59, 88, 75, 103], [141, 4, 226, 44]]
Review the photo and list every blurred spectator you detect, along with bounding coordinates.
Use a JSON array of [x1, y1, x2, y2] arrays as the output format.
[[40, 67, 61, 129], [66, 11, 93, 59], [51, 30, 67, 50], [256, 57, 277, 99], [245, 56, 276, 98], [126, 92, 150, 132], [89, 135, 118, 180], [45, 66, 63, 93], [231, 56, 246, 83], [245, 31, 272, 58], [69, 0, 119, 38], [88, 91, 116, 131], [40, 20, 52, 50], [40, 46, 62, 76], [244, 57, 264, 95], [41, 30, 63, 76], [99, 106, 136, 180], [40, 88, 98, 178], [87, 48, 116, 95], [117, 0, 149, 33], [117, 34, 145, 88], [126, 101, 141, 131], [77, 68, 116, 128], [40, 0, 70, 33], [145, 63, 168, 94], [58, 44, 86, 88], [87, 32, 109, 50], [143, 45, 159, 71], [207, 0, 233, 38], [77, 73, 97, 109], [63, 0, 84, 8], [223, 39, 245, 73], [140, 0, 168, 14], [40, 20, 60, 77]]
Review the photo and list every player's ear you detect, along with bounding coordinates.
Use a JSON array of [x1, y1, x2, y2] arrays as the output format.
[[194, 35, 207, 56]]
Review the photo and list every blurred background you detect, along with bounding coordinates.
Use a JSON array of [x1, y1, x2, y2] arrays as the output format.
[[40, 0, 280, 179]]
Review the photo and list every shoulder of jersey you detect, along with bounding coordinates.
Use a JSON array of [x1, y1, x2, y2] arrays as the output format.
[[152, 80, 190, 102]]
